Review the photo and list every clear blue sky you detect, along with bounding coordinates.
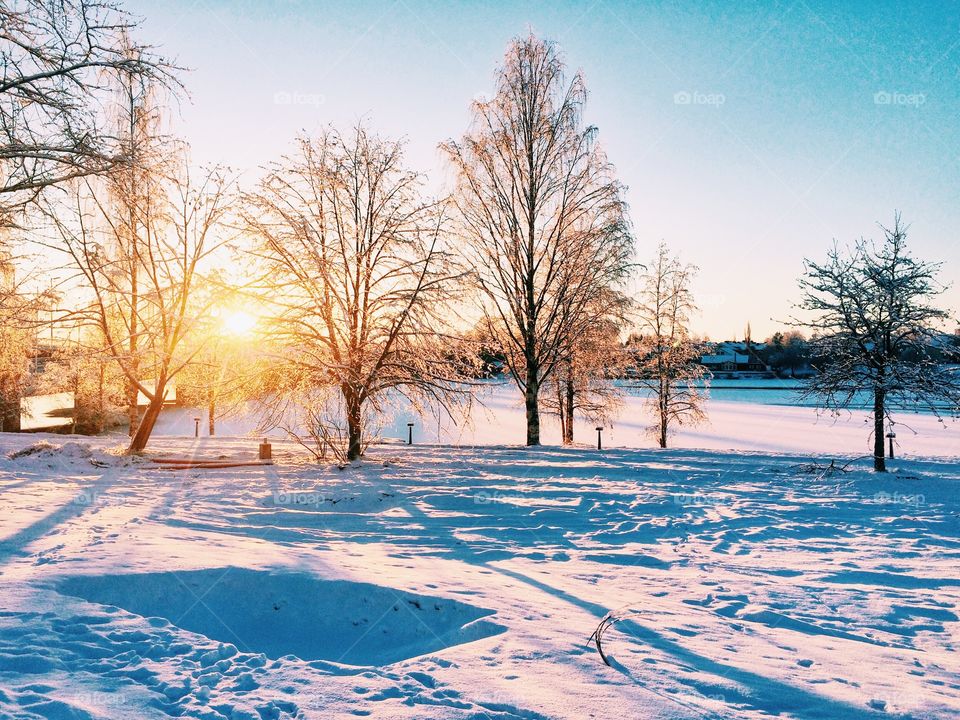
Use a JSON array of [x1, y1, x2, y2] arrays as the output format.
[[127, 0, 960, 339]]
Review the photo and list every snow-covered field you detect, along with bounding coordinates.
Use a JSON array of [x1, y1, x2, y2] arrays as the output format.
[[1, 390, 959, 719]]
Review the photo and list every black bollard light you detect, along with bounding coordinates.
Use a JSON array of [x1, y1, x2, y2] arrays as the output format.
[[407, 422, 414, 445], [886, 431, 896, 459], [193, 416, 200, 438], [596, 426, 603, 450]]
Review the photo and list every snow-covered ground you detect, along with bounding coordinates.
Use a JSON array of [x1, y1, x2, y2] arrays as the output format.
[[1, 389, 958, 719]]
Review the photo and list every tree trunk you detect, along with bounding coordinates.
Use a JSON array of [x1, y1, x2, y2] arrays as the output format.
[[208, 393, 216, 437], [344, 387, 363, 461], [659, 377, 669, 448], [128, 392, 164, 453], [126, 378, 140, 438], [564, 375, 575, 445], [96, 363, 106, 434], [557, 383, 566, 443], [71, 375, 78, 435], [524, 361, 540, 446], [873, 387, 886, 472]]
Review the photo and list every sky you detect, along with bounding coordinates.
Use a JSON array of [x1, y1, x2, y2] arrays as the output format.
[[125, 0, 960, 340]]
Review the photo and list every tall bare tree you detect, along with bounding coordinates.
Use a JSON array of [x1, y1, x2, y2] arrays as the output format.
[[444, 34, 632, 446], [633, 243, 707, 448], [100, 62, 172, 435], [795, 213, 960, 471], [43, 159, 234, 452], [1, 0, 177, 224], [246, 126, 470, 461]]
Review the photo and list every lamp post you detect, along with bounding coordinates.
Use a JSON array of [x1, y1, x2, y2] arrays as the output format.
[[886, 431, 896, 459], [193, 416, 200, 438], [407, 422, 414, 445], [596, 426, 603, 450]]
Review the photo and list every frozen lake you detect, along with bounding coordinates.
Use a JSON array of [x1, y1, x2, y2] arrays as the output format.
[[149, 380, 960, 460]]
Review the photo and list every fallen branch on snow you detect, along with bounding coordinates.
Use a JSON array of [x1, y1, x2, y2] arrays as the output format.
[[790, 455, 872, 479]]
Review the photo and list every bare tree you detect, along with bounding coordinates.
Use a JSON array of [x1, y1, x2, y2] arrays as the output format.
[[175, 281, 260, 437], [794, 213, 960, 471], [544, 290, 631, 444], [1, 0, 177, 224], [764, 330, 811, 378], [175, 345, 252, 437], [633, 243, 707, 448], [444, 34, 632, 446], [100, 62, 174, 436], [43, 160, 234, 452], [245, 126, 471, 461]]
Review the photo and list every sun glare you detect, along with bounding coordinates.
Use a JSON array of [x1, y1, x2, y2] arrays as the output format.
[[222, 310, 257, 336]]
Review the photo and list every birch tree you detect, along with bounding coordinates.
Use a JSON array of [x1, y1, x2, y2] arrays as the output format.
[[101, 64, 172, 435], [444, 34, 632, 446], [246, 126, 470, 462], [633, 243, 707, 448], [795, 214, 960, 471]]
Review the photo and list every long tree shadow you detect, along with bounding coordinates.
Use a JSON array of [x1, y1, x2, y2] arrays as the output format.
[[487, 563, 889, 719], [0, 471, 117, 566]]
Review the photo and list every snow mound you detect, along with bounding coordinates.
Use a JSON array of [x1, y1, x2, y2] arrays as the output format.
[[8, 440, 93, 461], [58, 568, 505, 666], [5, 440, 118, 470]]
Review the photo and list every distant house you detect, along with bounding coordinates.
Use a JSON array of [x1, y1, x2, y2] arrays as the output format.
[[713, 341, 751, 355], [700, 352, 768, 376]]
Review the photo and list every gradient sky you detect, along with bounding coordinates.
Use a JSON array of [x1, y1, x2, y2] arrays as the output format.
[[126, 0, 960, 339]]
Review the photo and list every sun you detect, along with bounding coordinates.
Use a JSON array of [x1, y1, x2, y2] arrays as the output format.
[[222, 310, 257, 336]]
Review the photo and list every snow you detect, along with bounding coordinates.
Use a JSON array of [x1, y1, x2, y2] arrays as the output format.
[[0, 389, 958, 719]]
